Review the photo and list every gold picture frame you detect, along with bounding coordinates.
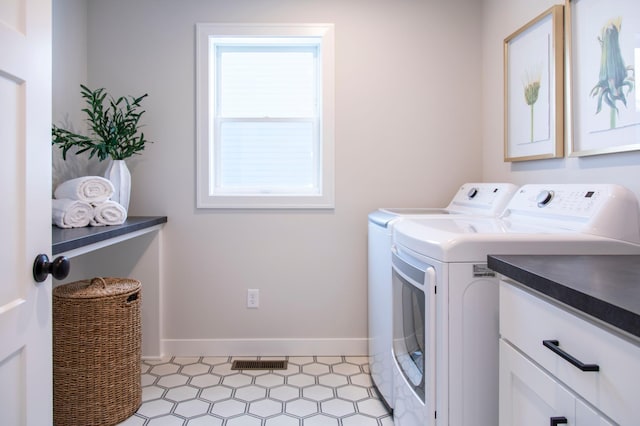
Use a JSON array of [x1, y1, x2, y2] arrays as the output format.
[[504, 5, 564, 162], [566, 0, 640, 157]]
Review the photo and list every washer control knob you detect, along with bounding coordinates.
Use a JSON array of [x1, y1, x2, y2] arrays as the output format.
[[467, 187, 479, 199], [536, 190, 554, 207]]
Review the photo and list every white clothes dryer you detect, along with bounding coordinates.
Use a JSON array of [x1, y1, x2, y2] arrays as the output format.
[[390, 184, 640, 426], [367, 183, 518, 409]]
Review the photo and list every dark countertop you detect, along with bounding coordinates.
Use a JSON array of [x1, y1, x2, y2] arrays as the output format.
[[53, 216, 167, 255], [488, 255, 640, 340]]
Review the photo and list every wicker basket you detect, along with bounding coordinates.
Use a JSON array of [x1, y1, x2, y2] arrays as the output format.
[[53, 277, 142, 426]]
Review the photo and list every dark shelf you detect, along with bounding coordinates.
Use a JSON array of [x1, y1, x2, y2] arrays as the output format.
[[52, 216, 167, 255]]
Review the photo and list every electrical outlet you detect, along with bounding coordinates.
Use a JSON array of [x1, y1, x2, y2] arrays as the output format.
[[247, 289, 259, 308]]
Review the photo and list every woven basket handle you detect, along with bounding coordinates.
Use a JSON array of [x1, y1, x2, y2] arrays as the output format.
[[90, 277, 108, 289]]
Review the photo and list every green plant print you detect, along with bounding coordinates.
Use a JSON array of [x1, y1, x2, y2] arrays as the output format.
[[590, 17, 635, 129], [523, 65, 542, 143]]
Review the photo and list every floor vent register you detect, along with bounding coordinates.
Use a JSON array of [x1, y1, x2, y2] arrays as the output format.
[[231, 360, 288, 370]]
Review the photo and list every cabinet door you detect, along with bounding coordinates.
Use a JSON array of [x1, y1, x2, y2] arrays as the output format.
[[500, 340, 574, 426], [500, 340, 613, 426]]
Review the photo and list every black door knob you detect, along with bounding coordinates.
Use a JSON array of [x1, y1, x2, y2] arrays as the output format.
[[32, 254, 70, 282]]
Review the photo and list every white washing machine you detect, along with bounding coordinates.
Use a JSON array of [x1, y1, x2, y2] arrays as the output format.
[[390, 184, 640, 426], [367, 183, 518, 409]]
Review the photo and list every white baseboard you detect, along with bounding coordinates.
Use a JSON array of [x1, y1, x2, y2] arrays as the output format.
[[158, 338, 368, 357]]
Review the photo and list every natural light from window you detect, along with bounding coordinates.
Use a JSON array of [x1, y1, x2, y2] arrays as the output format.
[[215, 42, 319, 193], [196, 24, 334, 209], [218, 46, 317, 117]]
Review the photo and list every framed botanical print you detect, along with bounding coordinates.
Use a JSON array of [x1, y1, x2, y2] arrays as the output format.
[[566, 0, 640, 156], [504, 5, 565, 162]]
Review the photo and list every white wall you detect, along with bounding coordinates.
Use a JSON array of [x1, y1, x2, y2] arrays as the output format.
[[481, 0, 640, 197], [54, 0, 640, 356], [52, 0, 104, 191], [52, 0, 86, 127], [61, 0, 484, 355]]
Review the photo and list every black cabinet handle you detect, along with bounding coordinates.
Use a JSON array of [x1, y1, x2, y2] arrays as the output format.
[[550, 417, 568, 426], [543, 340, 599, 372]]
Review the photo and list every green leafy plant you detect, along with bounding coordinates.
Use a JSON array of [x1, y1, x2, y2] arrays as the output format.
[[52, 84, 152, 161]]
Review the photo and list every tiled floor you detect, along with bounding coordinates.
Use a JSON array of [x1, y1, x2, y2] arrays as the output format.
[[118, 356, 394, 426]]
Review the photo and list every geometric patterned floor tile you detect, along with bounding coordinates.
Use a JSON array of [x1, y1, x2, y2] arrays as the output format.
[[116, 355, 393, 425]]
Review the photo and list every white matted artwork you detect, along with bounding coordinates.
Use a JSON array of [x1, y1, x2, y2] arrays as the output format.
[[567, 0, 640, 156], [504, 5, 564, 162]]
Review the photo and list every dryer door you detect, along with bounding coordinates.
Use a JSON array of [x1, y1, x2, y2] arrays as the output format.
[[391, 247, 437, 425]]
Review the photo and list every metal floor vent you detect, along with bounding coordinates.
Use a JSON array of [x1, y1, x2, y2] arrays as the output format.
[[231, 360, 288, 370]]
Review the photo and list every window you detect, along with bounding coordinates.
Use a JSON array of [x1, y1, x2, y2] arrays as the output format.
[[196, 24, 335, 208]]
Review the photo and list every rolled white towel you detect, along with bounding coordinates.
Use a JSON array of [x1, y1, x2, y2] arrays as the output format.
[[91, 200, 127, 227], [52, 199, 93, 228], [54, 176, 114, 204]]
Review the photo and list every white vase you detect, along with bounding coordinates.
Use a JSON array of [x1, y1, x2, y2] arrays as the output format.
[[104, 159, 131, 212]]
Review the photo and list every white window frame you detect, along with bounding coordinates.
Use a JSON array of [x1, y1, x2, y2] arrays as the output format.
[[196, 23, 335, 209]]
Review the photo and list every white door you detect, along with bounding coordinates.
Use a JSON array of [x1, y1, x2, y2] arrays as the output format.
[[0, 0, 53, 424]]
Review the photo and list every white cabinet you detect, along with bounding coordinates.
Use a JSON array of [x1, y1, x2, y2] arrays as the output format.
[[499, 280, 640, 425], [500, 340, 612, 426]]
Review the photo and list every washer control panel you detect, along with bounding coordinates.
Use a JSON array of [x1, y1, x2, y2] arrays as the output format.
[[502, 184, 640, 242], [508, 185, 606, 216], [447, 183, 518, 215]]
